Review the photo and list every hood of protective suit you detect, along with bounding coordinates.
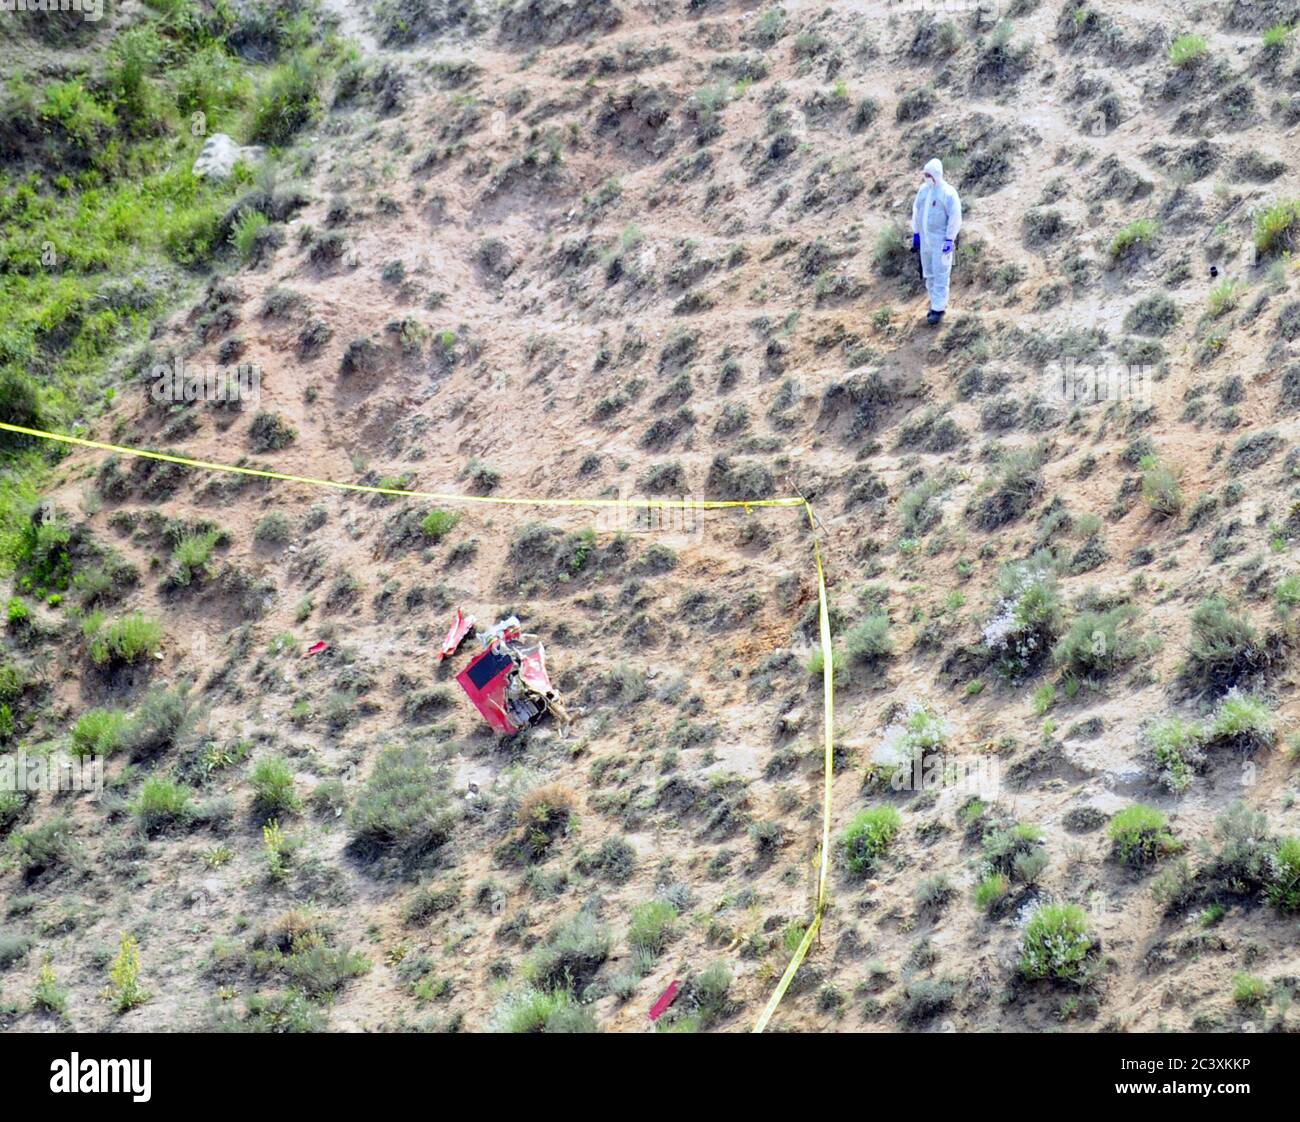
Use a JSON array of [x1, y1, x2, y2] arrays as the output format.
[[923, 158, 944, 185]]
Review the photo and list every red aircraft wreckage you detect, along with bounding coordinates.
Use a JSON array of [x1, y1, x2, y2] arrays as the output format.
[[438, 610, 570, 735]]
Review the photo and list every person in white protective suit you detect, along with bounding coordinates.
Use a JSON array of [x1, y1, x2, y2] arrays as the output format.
[[910, 157, 963, 326]]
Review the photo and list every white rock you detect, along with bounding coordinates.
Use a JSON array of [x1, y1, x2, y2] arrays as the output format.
[[192, 133, 265, 182]]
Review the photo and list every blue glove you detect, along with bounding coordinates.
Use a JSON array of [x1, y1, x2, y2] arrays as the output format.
[[942, 239, 954, 254], [912, 233, 920, 250]]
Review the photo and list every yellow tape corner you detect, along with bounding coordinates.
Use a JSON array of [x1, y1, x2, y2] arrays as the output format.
[[0, 420, 835, 1032]]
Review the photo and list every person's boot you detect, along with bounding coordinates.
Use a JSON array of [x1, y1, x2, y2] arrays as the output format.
[[926, 309, 944, 326]]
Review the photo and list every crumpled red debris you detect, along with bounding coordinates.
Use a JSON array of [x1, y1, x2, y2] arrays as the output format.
[[648, 979, 681, 1022], [438, 607, 475, 661]]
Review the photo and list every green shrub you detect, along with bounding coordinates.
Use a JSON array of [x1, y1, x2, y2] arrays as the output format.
[[574, 836, 637, 884], [1147, 715, 1205, 792], [628, 900, 678, 958], [1254, 199, 1300, 258], [966, 449, 1044, 531], [687, 960, 733, 1026], [0, 662, 27, 705], [804, 644, 848, 685], [973, 872, 1010, 912], [107, 24, 163, 124], [981, 822, 1047, 883], [509, 784, 574, 864], [899, 976, 956, 1024], [212, 990, 328, 1033], [254, 512, 292, 544], [70, 707, 129, 758], [1275, 575, 1300, 614], [1109, 219, 1157, 260], [14, 515, 73, 591], [895, 704, 948, 755], [175, 43, 254, 123], [898, 476, 948, 536], [1233, 972, 1269, 1005], [107, 931, 149, 1013], [231, 210, 270, 263], [281, 944, 370, 997], [1267, 837, 1300, 911], [1169, 33, 1208, 66], [248, 54, 321, 146], [248, 411, 297, 452], [250, 756, 301, 818], [915, 874, 953, 912], [1183, 597, 1262, 694], [1205, 691, 1275, 754], [843, 611, 892, 664], [0, 368, 46, 433], [840, 805, 901, 874], [1108, 805, 1179, 867], [170, 530, 222, 587], [1051, 604, 1136, 678], [524, 913, 611, 991], [1207, 279, 1242, 318], [1178, 802, 1277, 912], [499, 987, 597, 1033], [121, 683, 194, 761], [6, 596, 30, 628], [32, 959, 68, 1017], [11, 817, 75, 878], [1123, 292, 1179, 336], [348, 744, 456, 874], [871, 221, 914, 278], [984, 558, 1063, 678], [0, 788, 29, 838], [1263, 22, 1293, 49], [403, 884, 460, 925], [133, 776, 192, 835], [420, 510, 461, 541], [0, 931, 32, 969], [162, 203, 224, 267], [39, 79, 115, 147], [1139, 455, 1182, 517], [84, 612, 163, 666], [1019, 903, 1094, 984]]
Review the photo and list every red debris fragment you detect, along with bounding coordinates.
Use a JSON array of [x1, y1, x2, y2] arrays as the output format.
[[438, 608, 475, 661], [648, 979, 681, 1022], [303, 640, 329, 657]]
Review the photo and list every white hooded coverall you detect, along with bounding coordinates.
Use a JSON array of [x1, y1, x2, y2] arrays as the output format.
[[911, 158, 963, 313]]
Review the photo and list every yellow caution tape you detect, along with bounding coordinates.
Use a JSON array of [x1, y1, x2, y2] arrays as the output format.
[[751, 499, 834, 1033], [0, 419, 835, 1031], [0, 422, 802, 510]]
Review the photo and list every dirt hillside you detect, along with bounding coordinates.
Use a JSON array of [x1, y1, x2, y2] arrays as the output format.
[[3, 0, 1300, 1033]]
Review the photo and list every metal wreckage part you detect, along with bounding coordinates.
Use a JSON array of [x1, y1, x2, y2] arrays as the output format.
[[443, 612, 570, 735]]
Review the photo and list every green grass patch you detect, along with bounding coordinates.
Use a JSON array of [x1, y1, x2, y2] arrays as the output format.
[[420, 509, 461, 541], [1019, 903, 1094, 984], [84, 611, 163, 666], [1108, 804, 1179, 867], [1169, 33, 1208, 67], [1109, 218, 1157, 260], [169, 529, 222, 587], [132, 775, 192, 834], [70, 707, 130, 758], [840, 805, 901, 875], [1254, 199, 1300, 258], [628, 900, 678, 958]]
